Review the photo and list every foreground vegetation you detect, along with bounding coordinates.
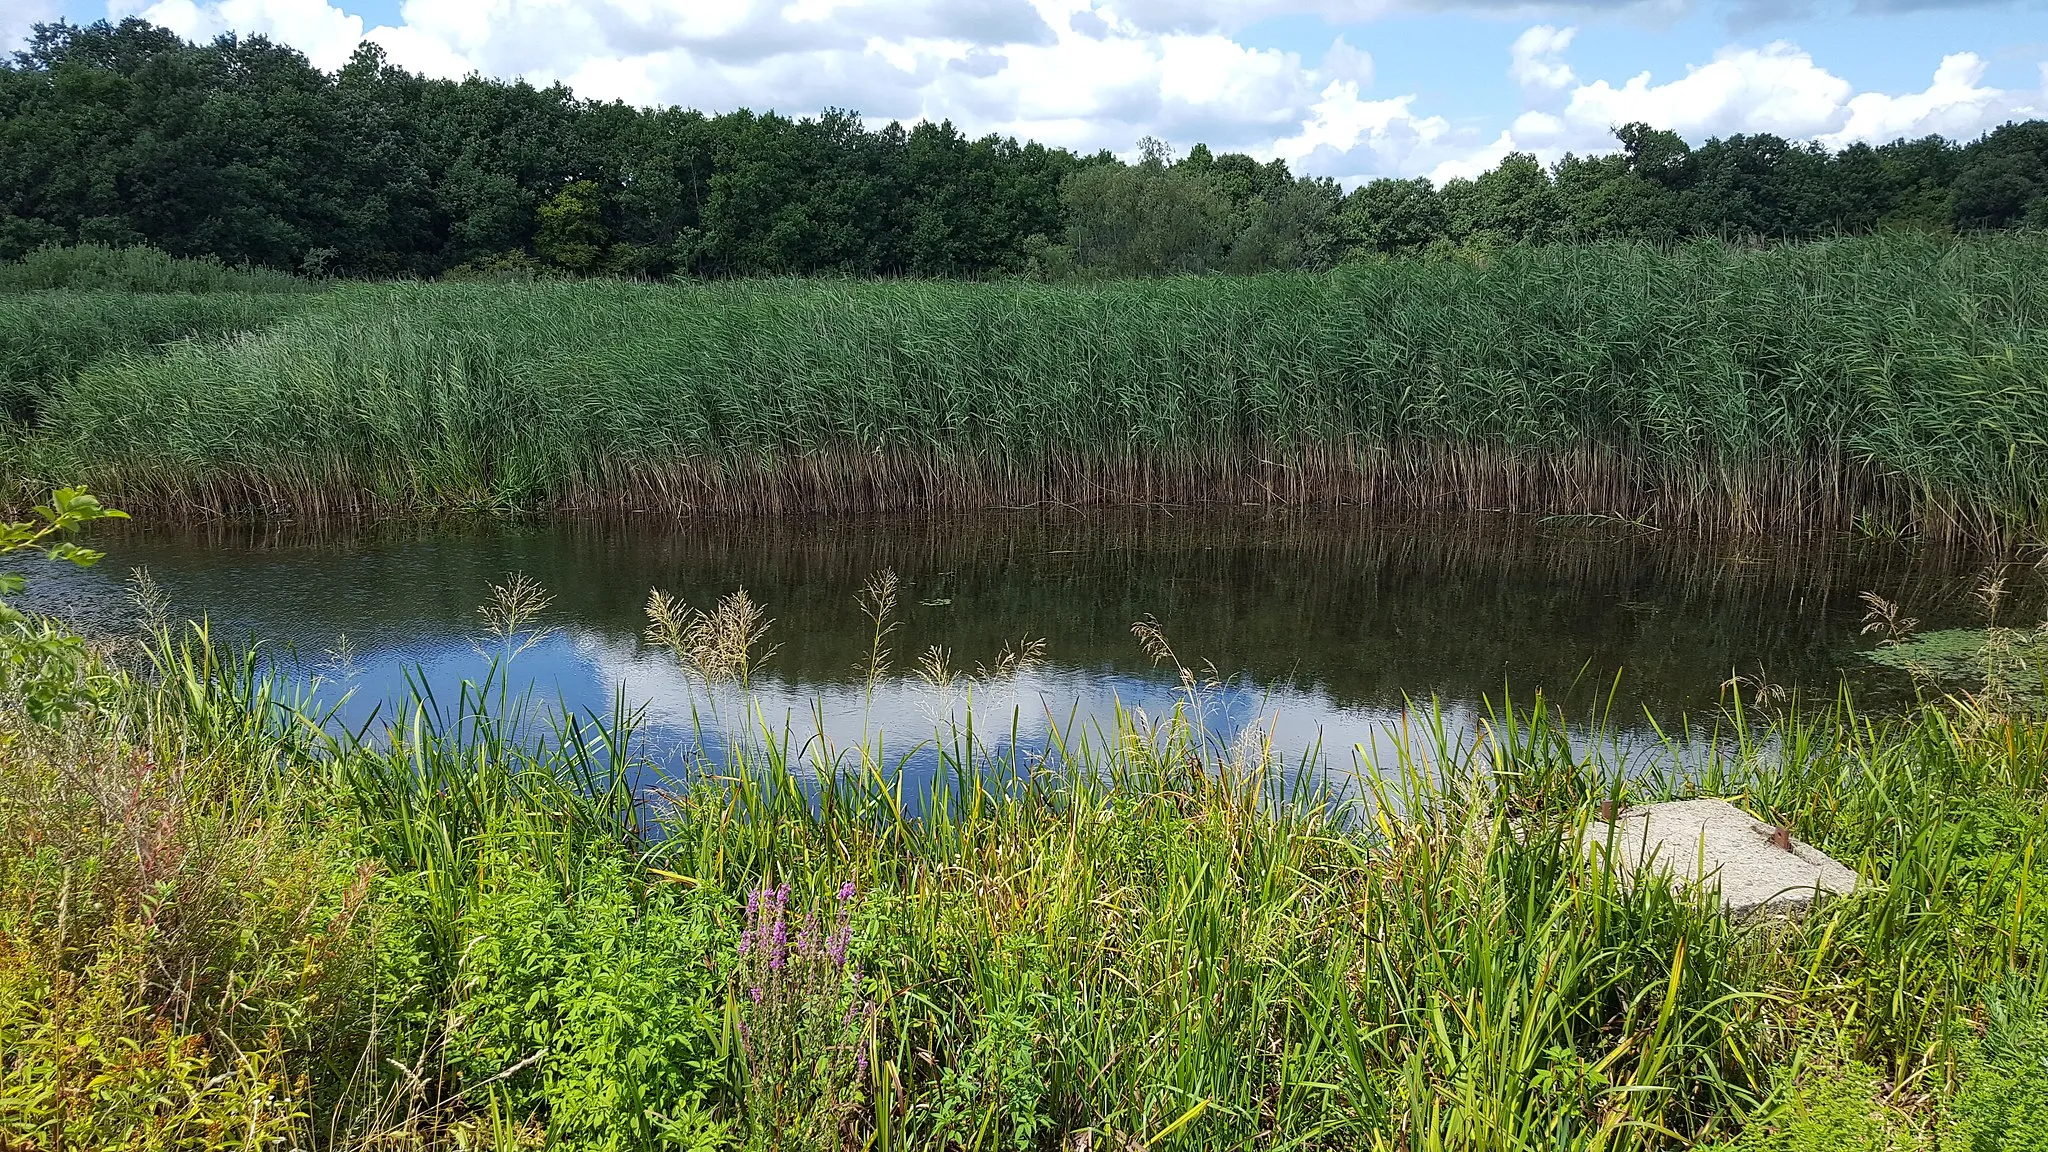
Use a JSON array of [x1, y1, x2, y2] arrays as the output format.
[[5, 233, 2046, 540], [2, 500, 2046, 1150]]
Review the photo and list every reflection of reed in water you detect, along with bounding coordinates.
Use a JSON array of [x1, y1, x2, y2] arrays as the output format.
[[60, 508, 2029, 718]]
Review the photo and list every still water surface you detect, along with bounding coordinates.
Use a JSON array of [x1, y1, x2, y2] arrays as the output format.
[[27, 510, 2008, 787]]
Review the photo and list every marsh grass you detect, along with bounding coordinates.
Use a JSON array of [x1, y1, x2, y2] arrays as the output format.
[[0, 243, 321, 295], [0, 289, 318, 423], [10, 233, 2048, 539]]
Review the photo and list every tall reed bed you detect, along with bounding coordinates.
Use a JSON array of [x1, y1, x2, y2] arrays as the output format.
[[12, 233, 2048, 538], [0, 243, 322, 294], [0, 290, 318, 422], [3, 613, 2045, 1149]]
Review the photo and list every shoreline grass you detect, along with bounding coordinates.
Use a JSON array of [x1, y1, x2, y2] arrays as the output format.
[[3, 598, 2045, 1148], [6, 232, 2048, 541]]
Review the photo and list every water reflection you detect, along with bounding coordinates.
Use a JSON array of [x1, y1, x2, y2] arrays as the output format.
[[26, 508, 2020, 789]]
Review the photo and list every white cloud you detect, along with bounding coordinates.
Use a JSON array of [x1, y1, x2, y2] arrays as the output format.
[[1273, 81, 1451, 178], [1822, 52, 2036, 146], [1071, 0, 1683, 37], [1508, 24, 1575, 92], [1444, 33, 2046, 181], [119, 0, 366, 68], [1319, 33, 1373, 87], [1427, 129, 1516, 181], [3, 0, 66, 53], [53, 0, 2048, 188], [1562, 42, 1854, 139]]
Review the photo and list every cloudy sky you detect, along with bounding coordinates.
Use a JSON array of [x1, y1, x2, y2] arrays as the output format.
[[9, 0, 2046, 183]]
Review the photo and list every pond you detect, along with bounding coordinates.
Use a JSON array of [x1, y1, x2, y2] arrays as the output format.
[[23, 509, 2018, 790]]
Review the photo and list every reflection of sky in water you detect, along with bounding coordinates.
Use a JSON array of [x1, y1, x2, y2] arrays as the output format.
[[294, 625, 1689, 804], [26, 509, 1981, 802]]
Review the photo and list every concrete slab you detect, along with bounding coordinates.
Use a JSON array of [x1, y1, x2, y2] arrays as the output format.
[[1580, 798, 1859, 918]]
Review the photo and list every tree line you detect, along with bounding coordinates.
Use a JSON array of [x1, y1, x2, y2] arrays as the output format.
[[3, 18, 2045, 281]]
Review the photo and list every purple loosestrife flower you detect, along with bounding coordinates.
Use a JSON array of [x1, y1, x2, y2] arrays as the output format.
[[828, 921, 850, 967], [750, 985, 763, 1003], [855, 1049, 868, 1076], [838, 879, 856, 902]]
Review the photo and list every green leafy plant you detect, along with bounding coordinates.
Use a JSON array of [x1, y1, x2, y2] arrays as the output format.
[[1945, 995, 2048, 1152], [0, 485, 127, 609], [0, 487, 127, 721], [0, 922, 308, 1151], [451, 853, 728, 1151]]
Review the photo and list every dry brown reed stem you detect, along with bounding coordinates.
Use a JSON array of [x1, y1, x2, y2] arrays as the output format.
[[63, 443, 1988, 542]]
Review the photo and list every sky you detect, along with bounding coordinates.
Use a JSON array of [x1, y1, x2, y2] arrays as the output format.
[[8, 0, 2047, 184]]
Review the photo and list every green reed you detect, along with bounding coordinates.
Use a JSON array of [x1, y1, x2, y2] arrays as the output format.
[[8, 232, 2048, 538], [0, 290, 318, 424], [0, 243, 322, 295]]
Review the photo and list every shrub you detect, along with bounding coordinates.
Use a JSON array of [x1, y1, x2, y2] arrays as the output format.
[[0, 920, 307, 1150], [449, 851, 728, 1151], [1946, 999, 2048, 1152]]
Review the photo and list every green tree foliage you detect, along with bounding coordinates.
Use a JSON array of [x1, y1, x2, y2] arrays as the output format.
[[1059, 141, 1341, 276], [1443, 152, 1564, 246], [1337, 177, 1449, 255], [536, 180, 609, 272], [4, 20, 2047, 280], [0, 22, 1083, 279], [1063, 145, 1233, 276], [1953, 121, 2048, 230]]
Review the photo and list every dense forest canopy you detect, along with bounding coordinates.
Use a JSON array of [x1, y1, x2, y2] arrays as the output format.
[[3, 18, 2046, 280]]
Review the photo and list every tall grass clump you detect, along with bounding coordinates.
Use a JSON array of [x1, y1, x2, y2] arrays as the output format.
[[0, 243, 321, 294], [0, 291, 320, 425], [12, 232, 2048, 538], [0, 243, 323, 425]]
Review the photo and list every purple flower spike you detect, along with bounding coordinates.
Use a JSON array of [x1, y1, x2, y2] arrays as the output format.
[[855, 1049, 869, 1076], [750, 985, 763, 1003], [838, 880, 856, 902]]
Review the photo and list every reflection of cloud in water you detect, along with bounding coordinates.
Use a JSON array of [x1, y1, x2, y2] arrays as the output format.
[[291, 626, 1692, 805], [578, 628, 1417, 778]]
